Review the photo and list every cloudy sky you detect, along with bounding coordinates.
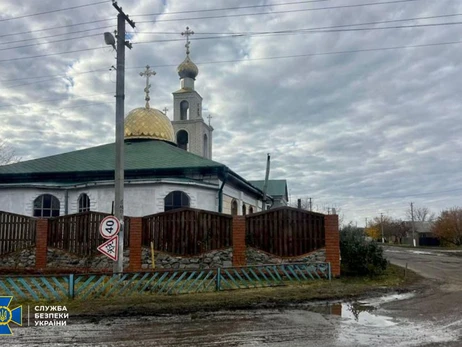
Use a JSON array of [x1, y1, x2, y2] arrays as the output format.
[[0, 0, 461, 225]]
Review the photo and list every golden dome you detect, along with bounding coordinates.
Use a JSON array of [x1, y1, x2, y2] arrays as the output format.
[[178, 55, 199, 80], [124, 106, 175, 143]]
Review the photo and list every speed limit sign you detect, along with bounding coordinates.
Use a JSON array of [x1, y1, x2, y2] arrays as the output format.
[[99, 216, 121, 239]]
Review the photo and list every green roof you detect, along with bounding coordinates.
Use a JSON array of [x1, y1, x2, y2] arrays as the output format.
[[249, 180, 288, 198], [0, 140, 224, 176]]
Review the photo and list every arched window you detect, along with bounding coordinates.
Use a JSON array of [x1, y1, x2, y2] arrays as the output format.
[[177, 130, 189, 151], [164, 191, 190, 211], [180, 100, 189, 120], [78, 193, 90, 212], [249, 206, 254, 214], [231, 200, 238, 216], [203, 134, 208, 157], [33, 194, 60, 218], [242, 204, 246, 216]]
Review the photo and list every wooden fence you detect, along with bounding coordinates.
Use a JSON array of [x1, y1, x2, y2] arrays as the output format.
[[142, 208, 233, 256], [246, 207, 325, 257], [48, 212, 131, 256], [0, 211, 36, 255]]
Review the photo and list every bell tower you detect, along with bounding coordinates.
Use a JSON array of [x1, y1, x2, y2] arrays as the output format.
[[172, 27, 213, 159]]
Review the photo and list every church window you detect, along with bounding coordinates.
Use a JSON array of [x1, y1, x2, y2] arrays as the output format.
[[231, 200, 238, 216], [249, 206, 254, 214], [203, 134, 208, 157], [180, 100, 189, 120], [177, 130, 189, 151], [78, 193, 90, 212], [164, 191, 190, 212], [33, 194, 60, 218], [242, 204, 246, 216]]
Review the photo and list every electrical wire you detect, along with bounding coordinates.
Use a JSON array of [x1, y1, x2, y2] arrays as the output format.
[[0, 0, 111, 22], [0, 0, 425, 39], [2, 38, 462, 80], [131, 0, 331, 17], [137, 0, 428, 24], [0, 25, 115, 46], [0, 92, 113, 108]]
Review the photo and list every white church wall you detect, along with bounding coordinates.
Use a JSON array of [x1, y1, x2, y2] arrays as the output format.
[[222, 184, 261, 215], [0, 182, 219, 218], [0, 188, 66, 217]]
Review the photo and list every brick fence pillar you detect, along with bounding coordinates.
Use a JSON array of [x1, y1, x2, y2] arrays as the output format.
[[129, 217, 142, 272], [325, 214, 340, 277], [35, 219, 49, 270], [232, 216, 246, 267]]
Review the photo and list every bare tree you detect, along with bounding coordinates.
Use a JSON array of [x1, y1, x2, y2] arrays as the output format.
[[0, 141, 20, 165], [406, 206, 436, 222]]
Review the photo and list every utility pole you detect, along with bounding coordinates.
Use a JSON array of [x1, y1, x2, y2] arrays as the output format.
[[309, 198, 312, 212], [112, 1, 135, 273], [381, 213, 384, 243], [411, 202, 416, 247], [261, 153, 271, 211], [297, 198, 301, 209]]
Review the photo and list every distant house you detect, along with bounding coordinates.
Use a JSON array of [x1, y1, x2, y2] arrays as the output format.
[[404, 221, 438, 246], [249, 180, 288, 208]]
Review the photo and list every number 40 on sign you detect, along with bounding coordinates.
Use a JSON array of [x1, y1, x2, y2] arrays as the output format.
[[99, 216, 120, 239]]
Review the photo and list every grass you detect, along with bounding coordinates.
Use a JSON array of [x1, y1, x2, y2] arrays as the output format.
[[14, 264, 421, 319]]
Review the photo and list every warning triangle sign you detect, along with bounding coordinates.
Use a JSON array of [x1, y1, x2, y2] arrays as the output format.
[[97, 236, 119, 261]]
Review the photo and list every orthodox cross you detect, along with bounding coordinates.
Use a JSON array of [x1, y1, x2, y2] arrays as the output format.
[[181, 26, 194, 55], [207, 114, 212, 127], [139, 65, 156, 108], [163, 107, 169, 116]]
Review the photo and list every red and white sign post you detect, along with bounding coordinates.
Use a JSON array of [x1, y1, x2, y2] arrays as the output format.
[[98, 216, 121, 261]]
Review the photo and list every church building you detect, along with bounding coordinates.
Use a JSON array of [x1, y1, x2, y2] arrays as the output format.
[[0, 28, 282, 218]]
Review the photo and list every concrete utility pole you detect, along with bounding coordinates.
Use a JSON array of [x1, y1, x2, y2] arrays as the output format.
[[381, 213, 384, 243], [411, 202, 416, 247], [262, 153, 271, 211], [112, 1, 135, 273]]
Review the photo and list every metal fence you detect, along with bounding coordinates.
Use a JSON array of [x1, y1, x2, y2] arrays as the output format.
[[0, 263, 331, 300]]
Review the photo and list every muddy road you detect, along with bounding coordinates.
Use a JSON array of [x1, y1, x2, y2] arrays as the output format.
[[7, 247, 462, 346]]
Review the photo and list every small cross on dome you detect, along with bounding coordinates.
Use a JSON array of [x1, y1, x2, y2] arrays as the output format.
[[181, 27, 194, 55]]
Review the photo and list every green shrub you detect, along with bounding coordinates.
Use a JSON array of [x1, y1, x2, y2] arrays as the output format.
[[340, 224, 388, 276]]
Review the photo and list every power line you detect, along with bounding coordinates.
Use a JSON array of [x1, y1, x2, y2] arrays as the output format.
[[0, 46, 107, 63], [0, 25, 115, 47], [2, 38, 462, 81], [0, 0, 111, 22], [0, 0, 425, 39], [0, 19, 114, 39], [3, 11, 462, 83], [3, 19, 462, 55], [0, 92, 114, 109], [131, 0, 331, 17], [138, 0, 428, 24], [133, 21, 462, 45], [0, 33, 103, 52]]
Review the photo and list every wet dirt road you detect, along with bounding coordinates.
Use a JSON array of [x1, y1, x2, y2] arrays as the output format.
[[7, 247, 462, 347]]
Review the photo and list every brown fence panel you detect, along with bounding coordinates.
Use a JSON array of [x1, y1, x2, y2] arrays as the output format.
[[142, 208, 232, 256], [0, 211, 36, 256], [48, 212, 131, 256], [246, 207, 325, 257]]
